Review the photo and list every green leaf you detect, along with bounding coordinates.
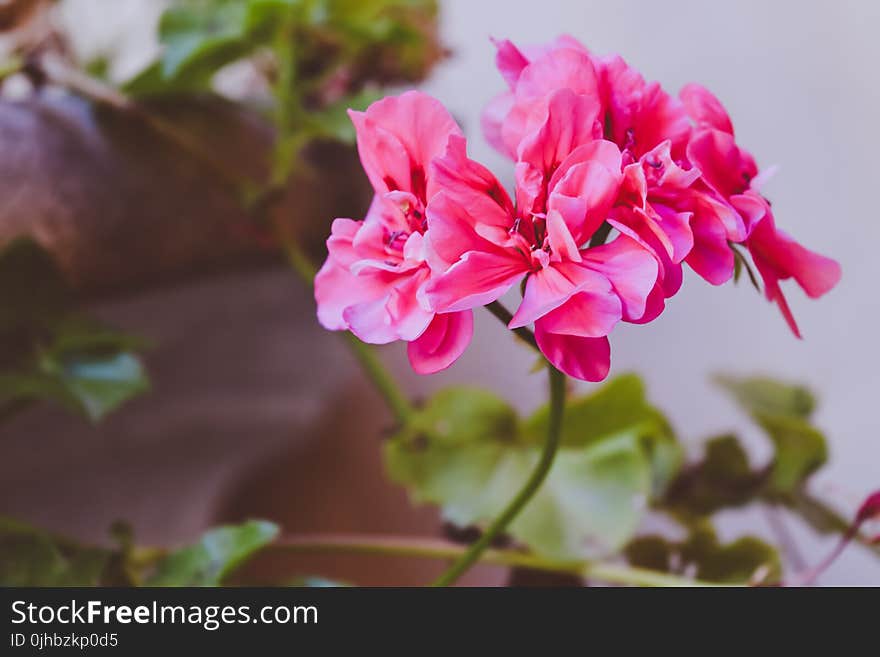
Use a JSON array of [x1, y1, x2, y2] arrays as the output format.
[[525, 374, 683, 498], [307, 88, 383, 143], [714, 375, 826, 493], [665, 434, 764, 515], [386, 386, 652, 559], [714, 374, 815, 419], [403, 387, 519, 446], [624, 535, 674, 572], [681, 524, 781, 585], [0, 239, 150, 422], [755, 413, 827, 493], [0, 517, 110, 586], [147, 520, 279, 586], [624, 523, 782, 585]]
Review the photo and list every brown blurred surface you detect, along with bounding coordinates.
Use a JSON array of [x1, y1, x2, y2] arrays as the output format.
[[0, 265, 501, 586], [0, 93, 372, 296]]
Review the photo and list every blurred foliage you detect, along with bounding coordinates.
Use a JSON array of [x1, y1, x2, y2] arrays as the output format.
[[386, 377, 671, 560], [146, 520, 279, 586], [0, 239, 149, 422], [0, 517, 279, 587], [124, 0, 440, 143], [385, 373, 848, 584]]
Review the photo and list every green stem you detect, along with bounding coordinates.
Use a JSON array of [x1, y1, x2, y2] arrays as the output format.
[[485, 301, 539, 351], [431, 365, 567, 586], [273, 534, 722, 587], [284, 244, 413, 424]]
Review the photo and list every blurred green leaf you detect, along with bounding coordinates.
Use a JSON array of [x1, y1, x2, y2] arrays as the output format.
[[624, 535, 674, 572], [147, 520, 279, 586], [680, 524, 781, 585], [0, 239, 150, 423], [714, 374, 815, 419], [307, 88, 382, 142], [665, 434, 764, 515], [625, 524, 781, 585], [525, 374, 684, 498], [715, 375, 826, 493], [755, 414, 827, 493], [0, 517, 110, 586], [386, 385, 652, 559]]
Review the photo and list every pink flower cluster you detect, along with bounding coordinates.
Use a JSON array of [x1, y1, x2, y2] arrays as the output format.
[[315, 35, 841, 381]]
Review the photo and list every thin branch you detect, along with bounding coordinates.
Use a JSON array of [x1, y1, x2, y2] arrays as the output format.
[[272, 533, 724, 587], [431, 365, 566, 586], [485, 300, 538, 351]]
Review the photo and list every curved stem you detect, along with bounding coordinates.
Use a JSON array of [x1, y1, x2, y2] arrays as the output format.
[[485, 301, 538, 351], [273, 534, 722, 587], [431, 364, 567, 586], [285, 243, 414, 424]]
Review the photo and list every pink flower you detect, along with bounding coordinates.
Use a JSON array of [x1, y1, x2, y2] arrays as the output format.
[[424, 95, 658, 381], [314, 91, 474, 374], [681, 84, 841, 335]]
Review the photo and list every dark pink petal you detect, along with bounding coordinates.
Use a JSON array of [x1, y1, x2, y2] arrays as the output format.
[[547, 140, 623, 243], [492, 38, 530, 89], [546, 210, 582, 263], [407, 311, 474, 375], [422, 250, 526, 313], [425, 193, 508, 270], [686, 128, 758, 199], [581, 235, 659, 322], [534, 324, 611, 382], [749, 218, 841, 299], [510, 262, 610, 328], [628, 281, 666, 324], [686, 214, 736, 285], [679, 83, 734, 134], [536, 287, 622, 338]]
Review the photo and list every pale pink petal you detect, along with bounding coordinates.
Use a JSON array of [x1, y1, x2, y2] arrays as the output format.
[[481, 91, 515, 158], [407, 311, 474, 374], [680, 83, 734, 134], [386, 267, 433, 341], [517, 88, 602, 174], [534, 324, 612, 382], [343, 295, 398, 344], [349, 91, 462, 195], [423, 250, 526, 313], [315, 260, 395, 331]]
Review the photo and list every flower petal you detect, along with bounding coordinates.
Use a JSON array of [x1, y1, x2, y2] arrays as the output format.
[[423, 250, 526, 313], [407, 311, 474, 374], [535, 323, 611, 382]]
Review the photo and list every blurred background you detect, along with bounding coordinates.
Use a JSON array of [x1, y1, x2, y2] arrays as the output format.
[[0, 0, 877, 585]]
